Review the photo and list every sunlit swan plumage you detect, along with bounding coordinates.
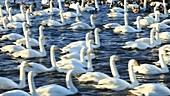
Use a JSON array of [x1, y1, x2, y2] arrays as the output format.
[[28, 70, 78, 96], [0, 22, 28, 41], [68, 14, 95, 30], [107, 12, 124, 18], [12, 36, 47, 58], [41, 11, 66, 26], [133, 49, 169, 75], [0, 90, 31, 96], [11, 5, 26, 22], [0, 61, 28, 89], [77, 55, 120, 83], [114, 13, 142, 33], [63, 4, 81, 18], [122, 28, 156, 50]]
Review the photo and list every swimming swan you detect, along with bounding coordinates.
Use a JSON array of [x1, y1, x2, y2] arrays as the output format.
[[28, 70, 78, 96], [68, 14, 95, 30], [0, 61, 28, 89], [12, 36, 47, 58], [77, 55, 120, 83], [0, 90, 31, 96]]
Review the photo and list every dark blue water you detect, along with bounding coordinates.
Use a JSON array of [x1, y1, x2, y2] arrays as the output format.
[[0, 0, 170, 95]]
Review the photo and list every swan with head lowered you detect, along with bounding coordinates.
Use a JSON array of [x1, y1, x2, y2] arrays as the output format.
[[93, 59, 170, 94], [12, 35, 47, 59], [13, 25, 46, 47], [114, 13, 142, 33], [122, 28, 157, 50], [68, 14, 95, 30], [77, 55, 120, 83], [133, 49, 169, 75], [41, 10, 66, 27], [0, 22, 28, 41], [0, 61, 28, 90], [18, 45, 59, 73], [28, 70, 78, 96]]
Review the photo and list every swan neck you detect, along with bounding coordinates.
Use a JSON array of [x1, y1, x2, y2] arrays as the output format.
[[20, 5, 25, 19], [58, 0, 63, 10], [110, 58, 120, 78], [90, 15, 95, 29], [143, 0, 147, 11], [76, 5, 80, 15], [124, 13, 128, 26], [39, 27, 44, 36], [50, 0, 53, 13], [28, 72, 38, 96], [155, 27, 160, 42], [29, 5, 33, 14], [25, 31, 31, 49], [3, 18, 7, 29], [80, 49, 85, 63], [19, 66, 26, 88], [8, 9, 13, 22], [39, 37, 46, 56], [0, 7, 3, 17], [5, 1, 9, 12], [94, 0, 99, 11], [94, 30, 100, 47], [124, 0, 127, 12], [159, 52, 169, 71], [26, 10, 31, 26], [66, 70, 78, 94], [150, 28, 155, 46], [163, 0, 167, 15], [85, 34, 90, 47], [81, 0, 85, 7], [137, 17, 141, 31], [50, 47, 56, 68], [128, 63, 139, 87], [87, 51, 93, 71], [60, 12, 65, 24]]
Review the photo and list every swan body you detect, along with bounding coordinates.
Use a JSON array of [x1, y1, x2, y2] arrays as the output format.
[[103, 23, 121, 29], [12, 5, 26, 22], [133, 16, 154, 27], [0, 45, 25, 53], [0, 33, 24, 41], [148, 23, 170, 30], [109, 7, 124, 13], [114, 13, 142, 33], [107, 12, 124, 18], [77, 55, 120, 83], [159, 32, 170, 41], [130, 83, 170, 96], [63, 5, 81, 18], [41, 11, 66, 26], [69, 14, 95, 30], [28, 70, 78, 96], [0, 61, 27, 89], [122, 28, 156, 50], [0, 90, 30, 96], [12, 36, 46, 59]]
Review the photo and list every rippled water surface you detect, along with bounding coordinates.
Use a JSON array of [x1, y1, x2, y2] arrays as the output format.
[[0, 0, 170, 96]]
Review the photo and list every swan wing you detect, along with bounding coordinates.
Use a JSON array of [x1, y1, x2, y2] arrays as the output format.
[[0, 77, 19, 89], [0, 90, 30, 96]]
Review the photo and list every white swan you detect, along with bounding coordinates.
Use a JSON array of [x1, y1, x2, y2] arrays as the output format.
[[122, 28, 156, 50], [77, 55, 120, 83], [33, 0, 60, 16], [0, 30, 30, 53], [107, 12, 124, 18], [12, 5, 26, 22], [109, 7, 124, 13], [13, 26, 45, 47], [0, 61, 28, 89], [114, 13, 142, 33], [0, 90, 30, 96], [12, 36, 47, 59], [133, 49, 169, 75], [41, 10, 66, 26], [92, 59, 139, 91], [0, 17, 8, 31], [68, 14, 95, 30], [80, 0, 99, 12], [0, 22, 28, 41], [103, 22, 121, 29], [18, 45, 59, 73], [28, 70, 78, 96], [56, 48, 93, 75], [63, 4, 81, 18]]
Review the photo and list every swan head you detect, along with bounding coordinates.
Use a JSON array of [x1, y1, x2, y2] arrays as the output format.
[[94, 28, 101, 32], [51, 45, 61, 51], [110, 55, 120, 62], [128, 59, 139, 68]]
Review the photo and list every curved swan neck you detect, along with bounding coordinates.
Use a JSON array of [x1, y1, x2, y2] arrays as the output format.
[[50, 46, 57, 67], [80, 48, 85, 63], [163, 0, 167, 15], [25, 31, 31, 49], [94, 0, 99, 11], [26, 10, 31, 26], [66, 70, 78, 94], [124, 0, 127, 13], [136, 17, 141, 31], [87, 50, 93, 71], [150, 28, 155, 47], [5, 1, 9, 12], [94, 29, 100, 47], [28, 71, 38, 96], [124, 12, 128, 26], [39, 36, 46, 56], [110, 57, 120, 78], [19, 65, 26, 88], [90, 15, 95, 29], [159, 51, 168, 71], [128, 60, 139, 87], [143, 0, 147, 11]]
